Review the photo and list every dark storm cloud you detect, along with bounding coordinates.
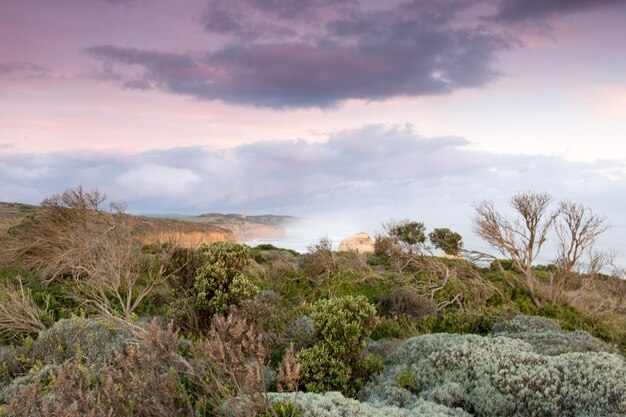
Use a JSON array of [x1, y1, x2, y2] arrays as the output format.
[[80, 0, 626, 107], [86, 0, 509, 108], [492, 0, 626, 23], [0, 61, 50, 78], [1, 126, 624, 218]]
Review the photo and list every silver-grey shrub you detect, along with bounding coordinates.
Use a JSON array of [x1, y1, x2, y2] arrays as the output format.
[[492, 315, 562, 334], [493, 315, 616, 355], [27, 317, 132, 367], [0, 346, 20, 389], [361, 324, 626, 417], [270, 391, 470, 417]]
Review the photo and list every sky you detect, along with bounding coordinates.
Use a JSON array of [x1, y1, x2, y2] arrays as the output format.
[[1, 0, 626, 257]]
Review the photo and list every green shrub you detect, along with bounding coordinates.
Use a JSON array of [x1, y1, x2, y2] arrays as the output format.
[[262, 400, 301, 417], [370, 316, 419, 340], [296, 295, 382, 396], [194, 242, 258, 315], [166, 246, 204, 292]]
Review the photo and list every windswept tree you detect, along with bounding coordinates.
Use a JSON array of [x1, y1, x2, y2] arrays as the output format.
[[428, 228, 463, 256], [473, 192, 558, 305], [1, 186, 119, 284], [382, 219, 427, 255], [1, 186, 179, 323]]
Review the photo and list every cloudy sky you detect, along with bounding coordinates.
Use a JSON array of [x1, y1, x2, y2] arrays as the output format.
[[1, 0, 626, 254]]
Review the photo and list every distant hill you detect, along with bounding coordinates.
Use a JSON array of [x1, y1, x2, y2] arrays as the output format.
[[168, 213, 297, 240], [0, 202, 236, 247], [0, 202, 295, 246], [0, 203, 38, 235]]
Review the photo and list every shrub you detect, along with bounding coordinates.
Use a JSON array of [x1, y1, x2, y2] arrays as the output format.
[[299, 236, 339, 282], [0, 347, 20, 389], [269, 391, 471, 417], [296, 295, 382, 396], [166, 246, 203, 292], [0, 277, 49, 343], [377, 287, 436, 320], [27, 317, 132, 368], [492, 314, 561, 334], [373, 235, 401, 263], [428, 228, 463, 256], [262, 400, 301, 417], [288, 316, 317, 350], [493, 315, 616, 355], [194, 242, 258, 315], [370, 316, 420, 341], [361, 323, 626, 417], [4, 321, 191, 417]]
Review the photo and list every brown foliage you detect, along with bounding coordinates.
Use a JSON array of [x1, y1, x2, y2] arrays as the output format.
[[277, 343, 300, 393], [0, 276, 48, 342], [1, 186, 119, 284], [300, 236, 339, 282], [1, 186, 182, 323], [190, 314, 276, 416], [6, 320, 193, 417]]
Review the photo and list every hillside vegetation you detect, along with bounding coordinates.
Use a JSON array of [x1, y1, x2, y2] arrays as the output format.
[[0, 187, 624, 417]]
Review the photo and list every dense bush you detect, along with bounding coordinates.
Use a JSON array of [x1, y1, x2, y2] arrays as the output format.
[[299, 237, 339, 282], [166, 246, 204, 292], [27, 317, 132, 367], [492, 315, 561, 333], [296, 295, 382, 396], [370, 316, 420, 341], [288, 315, 317, 350], [377, 287, 436, 320], [373, 235, 402, 263], [361, 321, 626, 417], [194, 242, 259, 315], [2, 322, 192, 417], [0, 347, 20, 389]]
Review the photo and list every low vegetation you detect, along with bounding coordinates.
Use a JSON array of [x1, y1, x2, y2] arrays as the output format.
[[0, 187, 624, 416]]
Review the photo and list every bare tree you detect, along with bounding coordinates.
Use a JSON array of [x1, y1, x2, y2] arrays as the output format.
[[473, 192, 558, 305], [555, 201, 608, 272], [550, 202, 608, 303]]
